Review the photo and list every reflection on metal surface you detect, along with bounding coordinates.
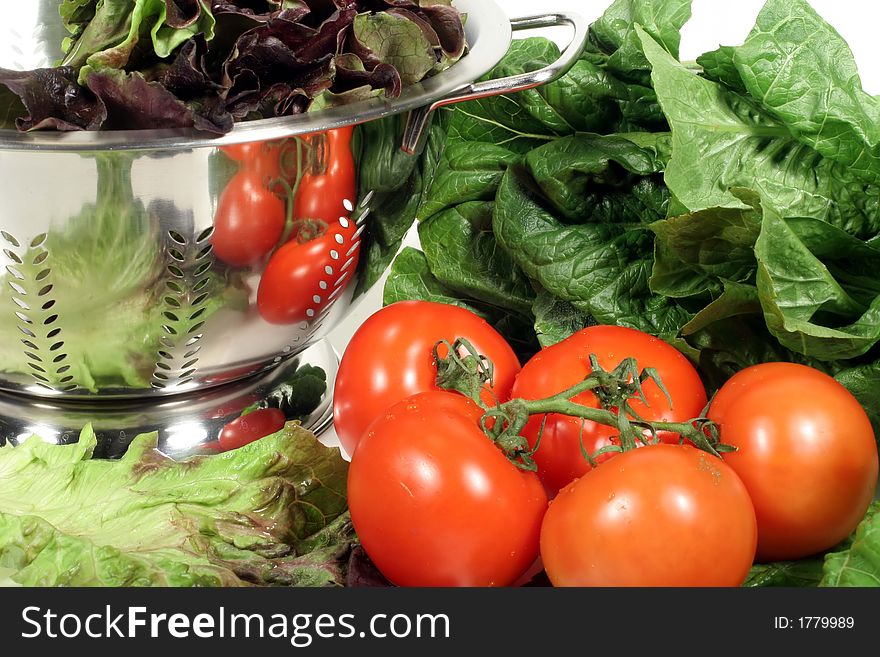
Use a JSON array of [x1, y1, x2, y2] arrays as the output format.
[[0, 339, 338, 459], [0, 130, 365, 399], [0, 0, 590, 454]]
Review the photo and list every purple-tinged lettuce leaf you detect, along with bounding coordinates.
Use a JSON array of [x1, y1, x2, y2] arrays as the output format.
[[420, 3, 465, 60], [0, 66, 106, 131], [352, 11, 435, 85], [297, 9, 357, 61], [87, 67, 231, 132]]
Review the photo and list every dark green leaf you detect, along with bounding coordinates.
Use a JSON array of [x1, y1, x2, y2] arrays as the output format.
[[744, 559, 824, 587], [755, 210, 880, 360], [835, 362, 880, 440], [418, 201, 534, 316], [419, 142, 519, 220], [493, 137, 689, 337], [523, 132, 670, 223], [532, 287, 595, 348], [383, 248, 538, 360], [649, 192, 762, 299]]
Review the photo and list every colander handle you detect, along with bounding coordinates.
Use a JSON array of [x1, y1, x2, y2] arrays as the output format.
[[400, 11, 590, 154]]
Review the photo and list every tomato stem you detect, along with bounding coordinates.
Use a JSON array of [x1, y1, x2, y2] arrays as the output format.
[[432, 338, 734, 470]]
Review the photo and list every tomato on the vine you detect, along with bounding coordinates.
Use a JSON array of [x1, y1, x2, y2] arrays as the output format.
[[707, 362, 879, 561], [220, 140, 298, 194], [348, 391, 548, 587], [540, 444, 757, 587], [217, 407, 287, 451], [256, 127, 359, 324], [211, 170, 286, 267], [511, 325, 707, 497], [333, 301, 522, 457], [293, 127, 357, 224]]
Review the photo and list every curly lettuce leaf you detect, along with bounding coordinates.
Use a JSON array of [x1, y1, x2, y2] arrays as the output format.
[[0, 423, 352, 587], [732, 0, 880, 187], [64, 0, 216, 79], [639, 26, 880, 240], [492, 133, 688, 338]]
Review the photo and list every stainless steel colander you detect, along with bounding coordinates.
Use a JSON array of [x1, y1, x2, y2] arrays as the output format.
[[0, 0, 587, 403], [0, 1, 587, 456]]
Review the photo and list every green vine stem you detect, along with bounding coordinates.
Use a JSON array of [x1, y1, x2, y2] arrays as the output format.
[[433, 338, 734, 471]]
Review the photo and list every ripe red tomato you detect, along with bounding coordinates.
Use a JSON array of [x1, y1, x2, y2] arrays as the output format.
[[294, 127, 356, 224], [256, 218, 359, 324], [211, 170, 286, 267], [217, 407, 287, 451], [707, 362, 879, 562], [540, 444, 757, 586], [333, 301, 522, 457], [348, 391, 548, 586], [511, 325, 707, 497], [256, 127, 359, 324], [221, 140, 298, 194]]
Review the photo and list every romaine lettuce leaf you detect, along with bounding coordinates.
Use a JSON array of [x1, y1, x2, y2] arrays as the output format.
[[0, 422, 353, 587], [821, 503, 880, 587]]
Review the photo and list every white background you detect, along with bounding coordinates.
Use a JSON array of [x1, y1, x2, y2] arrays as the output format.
[[322, 0, 880, 451]]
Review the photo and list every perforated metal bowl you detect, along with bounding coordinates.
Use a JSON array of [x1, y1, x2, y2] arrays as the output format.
[[0, 1, 586, 404], [0, 2, 588, 458]]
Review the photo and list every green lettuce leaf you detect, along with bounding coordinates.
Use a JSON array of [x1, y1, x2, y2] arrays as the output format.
[[639, 26, 880, 239], [64, 0, 216, 82], [821, 503, 880, 587], [0, 423, 352, 587], [732, 0, 880, 187], [755, 211, 880, 360], [492, 134, 689, 338]]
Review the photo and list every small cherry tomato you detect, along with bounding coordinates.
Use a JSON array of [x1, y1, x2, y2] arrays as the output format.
[[217, 407, 287, 451]]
